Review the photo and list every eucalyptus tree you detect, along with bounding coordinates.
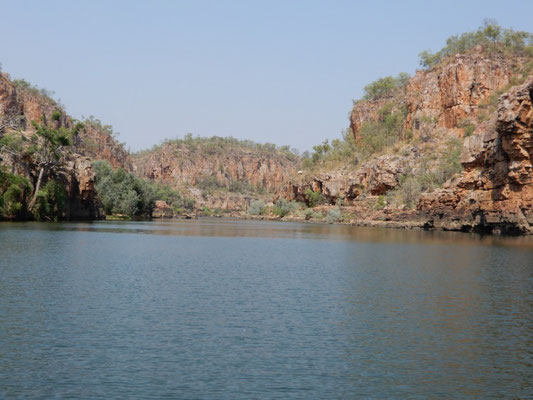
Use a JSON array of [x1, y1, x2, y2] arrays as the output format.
[[26, 121, 84, 210]]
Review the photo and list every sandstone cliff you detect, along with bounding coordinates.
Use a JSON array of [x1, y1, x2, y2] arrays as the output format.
[[133, 137, 300, 210], [285, 44, 533, 234], [0, 72, 128, 219], [0, 73, 131, 170], [418, 78, 533, 234]]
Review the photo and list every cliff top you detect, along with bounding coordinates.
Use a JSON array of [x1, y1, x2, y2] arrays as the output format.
[[134, 134, 300, 162]]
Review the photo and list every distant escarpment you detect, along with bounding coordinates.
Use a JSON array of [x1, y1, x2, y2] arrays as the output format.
[[282, 23, 533, 234], [132, 136, 300, 211]]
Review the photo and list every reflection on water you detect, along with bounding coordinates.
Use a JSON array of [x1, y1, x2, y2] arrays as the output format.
[[0, 219, 532, 399], [3, 218, 533, 248]]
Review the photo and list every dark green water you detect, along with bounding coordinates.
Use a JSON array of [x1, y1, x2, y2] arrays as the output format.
[[1, 219, 532, 399]]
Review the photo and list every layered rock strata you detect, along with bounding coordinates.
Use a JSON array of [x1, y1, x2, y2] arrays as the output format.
[[418, 78, 533, 234]]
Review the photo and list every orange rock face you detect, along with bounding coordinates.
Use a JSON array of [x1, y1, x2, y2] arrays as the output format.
[[73, 123, 132, 171], [406, 49, 516, 137], [0, 72, 110, 219], [132, 142, 298, 194], [350, 48, 519, 141], [350, 98, 392, 141], [418, 78, 533, 234]]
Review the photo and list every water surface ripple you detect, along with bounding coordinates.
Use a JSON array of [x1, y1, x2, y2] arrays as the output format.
[[1, 219, 532, 398]]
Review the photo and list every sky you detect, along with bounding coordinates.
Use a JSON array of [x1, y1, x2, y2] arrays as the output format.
[[1, 0, 532, 152]]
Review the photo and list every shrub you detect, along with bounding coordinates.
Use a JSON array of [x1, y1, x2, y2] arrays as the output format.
[[0, 168, 31, 220], [93, 160, 193, 217], [326, 207, 342, 223], [304, 208, 323, 220], [305, 189, 326, 207], [400, 176, 421, 209], [303, 128, 357, 169], [358, 104, 405, 157], [272, 198, 297, 217], [248, 200, 266, 215], [458, 119, 476, 137], [311, 140, 331, 163], [196, 176, 223, 191], [13, 79, 59, 106], [51, 111, 62, 121], [137, 134, 299, 162], [303, 208, 314, 220], [375, 195, 386, 210], [437, 137, 463, 182], [152, 182, 195, 212], [362, 73, 410, 101], [418, 21, 533, 68]]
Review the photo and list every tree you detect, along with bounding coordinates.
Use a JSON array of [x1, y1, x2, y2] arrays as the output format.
[[26, 121, 83, 210]]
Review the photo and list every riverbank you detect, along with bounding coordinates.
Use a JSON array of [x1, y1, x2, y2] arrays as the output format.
[[164, 203, 531, 235]]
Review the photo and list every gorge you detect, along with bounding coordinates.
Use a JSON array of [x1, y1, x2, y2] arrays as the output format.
[[1, 23, 532, 234]]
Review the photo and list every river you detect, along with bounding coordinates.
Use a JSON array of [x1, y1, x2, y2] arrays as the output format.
[[1, 219, 532, 398]]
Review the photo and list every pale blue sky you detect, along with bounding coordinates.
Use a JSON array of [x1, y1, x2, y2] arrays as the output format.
[[1, 0, 532, 152]]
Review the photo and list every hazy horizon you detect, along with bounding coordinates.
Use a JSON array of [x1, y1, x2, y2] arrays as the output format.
[[1, 0, 532, 153]]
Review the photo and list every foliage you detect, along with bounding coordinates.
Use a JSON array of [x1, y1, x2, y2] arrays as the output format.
[[325, 207, 342, 223], [388, 137, 463, 208], [362, 73, 410, 101], [30, 120, 81, 151], [0, 168, 31, 220], [375, 195, 386, 210], [138, 133, 299, 162], [305, 189, 326, 207], [32, 180, 68, 221], [311, 140, 331, 163], [13, 79, 60, 106], [93, 160, 193, 217], [303, 208, 323, 220], [418, 21, 533, 68], [248, 200, 266, 215], [272, 198, 297, 217], [82, 115, 121, 139], [399, 176, 422, 209], [1, 121, 84, 216], [303, 129, 358, 168], [303, 103, 405, 170], [151, 182, 195, 213], [51, 111, 62, 122], [196, 176, 224, 192], [357, 104, 406, 158], [458, 119, 476, 137]]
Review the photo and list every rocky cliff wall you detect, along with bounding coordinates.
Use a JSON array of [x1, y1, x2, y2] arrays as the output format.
[[350, 48, 520, 142], [405, 49, 519, 137], [418, 78, 533, 234], [0, 72, 120, 219], [133, 141, 299, 194], [285, 48, 533, 234], [0, 73, 131, 170]]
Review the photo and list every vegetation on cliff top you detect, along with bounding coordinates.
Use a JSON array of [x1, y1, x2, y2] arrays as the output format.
[[361, 73, 410, 101], [136, 133, 300, 161], [303, 101, 406, 169], [418, 20, 533, 68], [12, 78, 63, 108]]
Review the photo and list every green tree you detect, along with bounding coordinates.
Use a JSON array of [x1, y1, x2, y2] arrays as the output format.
[[0, 167, 31, 220], [362, 73, 410, 101], [27, 121, 83, 210], [418, 21, 533, 68]]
